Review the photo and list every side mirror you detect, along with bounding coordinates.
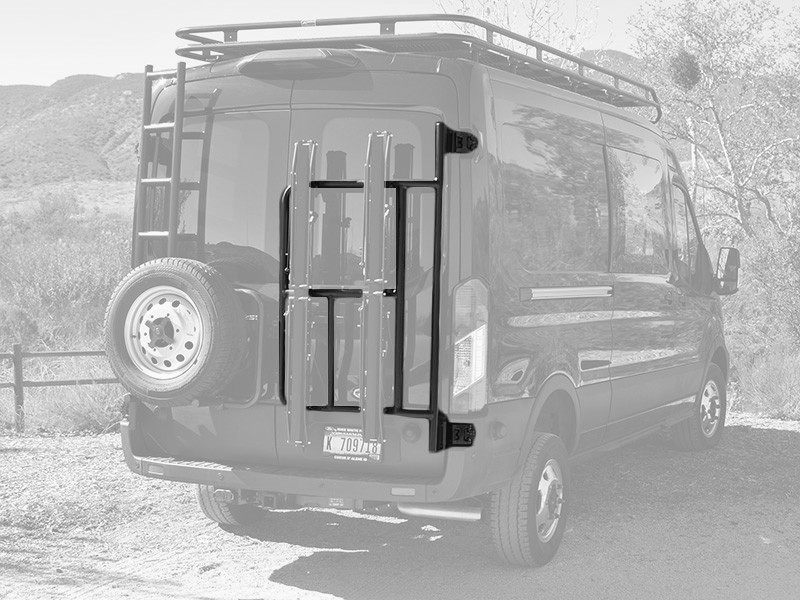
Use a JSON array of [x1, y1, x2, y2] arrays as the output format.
[[714, 247, 740, 295]]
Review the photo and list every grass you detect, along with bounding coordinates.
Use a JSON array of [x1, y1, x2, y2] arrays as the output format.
[[732, 348, 800, 420], [0, 356, 126, 434], [0, 191, 130, 433]]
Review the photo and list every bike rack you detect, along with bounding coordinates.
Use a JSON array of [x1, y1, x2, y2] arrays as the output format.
[[278, 122, 478, 452]]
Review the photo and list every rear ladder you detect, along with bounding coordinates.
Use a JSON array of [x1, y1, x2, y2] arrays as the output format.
[[132, 62, 218, 266]]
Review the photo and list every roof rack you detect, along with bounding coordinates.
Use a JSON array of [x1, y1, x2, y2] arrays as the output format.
[[175, 14, 662, 123]]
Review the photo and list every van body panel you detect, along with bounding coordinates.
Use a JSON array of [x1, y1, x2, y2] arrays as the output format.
[[606, 273, 684, 438], [487, 71, 613, 454], [133, 403, 279, 465]]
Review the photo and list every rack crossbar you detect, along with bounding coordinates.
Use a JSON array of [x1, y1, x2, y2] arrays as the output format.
[[174, 13, 661, 121]]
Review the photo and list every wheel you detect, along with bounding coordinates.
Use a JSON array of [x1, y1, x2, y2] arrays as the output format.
[[671, 363, 727, 451], [104, 257, 247, 406], [489, 432, 570, 567], [196, 485, 265, 527]]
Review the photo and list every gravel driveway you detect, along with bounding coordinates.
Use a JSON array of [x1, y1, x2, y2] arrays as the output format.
[[2, 413, 799, 600]]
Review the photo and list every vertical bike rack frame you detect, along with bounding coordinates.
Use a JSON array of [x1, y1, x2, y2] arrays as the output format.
[[278, 122, 478, 452]]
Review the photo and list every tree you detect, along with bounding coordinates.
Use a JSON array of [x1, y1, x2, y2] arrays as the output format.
[[629, 0, 800, 409], [437, 0, 600, 54], [629, 0, 800, 240]]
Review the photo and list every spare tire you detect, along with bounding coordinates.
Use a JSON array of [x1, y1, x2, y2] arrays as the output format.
[[104, 257, 247, 406]]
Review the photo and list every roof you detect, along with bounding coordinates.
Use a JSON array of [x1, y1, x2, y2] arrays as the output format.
[[174, 14, 661, 123]]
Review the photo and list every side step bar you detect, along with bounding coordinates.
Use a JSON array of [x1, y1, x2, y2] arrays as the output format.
[[396, 501, 482, 522]]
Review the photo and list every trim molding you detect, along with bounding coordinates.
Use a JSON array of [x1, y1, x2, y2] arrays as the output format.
[[521, 285, 613, 301]]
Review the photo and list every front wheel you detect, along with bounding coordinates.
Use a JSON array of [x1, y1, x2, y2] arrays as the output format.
[[489, 432, 570, 567], [671, 363, 727, 451]]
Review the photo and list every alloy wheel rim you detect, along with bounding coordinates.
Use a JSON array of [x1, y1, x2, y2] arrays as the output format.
[[123, 286, 203, 380], [700, 379, 721, 438], [535, 458, 564, 543]]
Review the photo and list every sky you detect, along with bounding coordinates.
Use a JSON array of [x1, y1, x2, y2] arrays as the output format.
[[3, 0, 651, 86], [3, 0, 798, 86]]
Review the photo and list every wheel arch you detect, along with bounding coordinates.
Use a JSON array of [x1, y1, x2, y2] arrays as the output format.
[[709, 343, 729, 383], [517, 372, 580, 467]]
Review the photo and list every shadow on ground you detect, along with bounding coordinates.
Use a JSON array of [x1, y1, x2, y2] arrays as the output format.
[[224, 426, 800, 600]]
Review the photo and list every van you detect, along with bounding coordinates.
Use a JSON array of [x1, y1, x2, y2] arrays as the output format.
[[104, 14, 741, 567]]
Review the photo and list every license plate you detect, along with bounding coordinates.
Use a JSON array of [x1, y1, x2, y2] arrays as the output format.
[[323, 426, 382, 462]]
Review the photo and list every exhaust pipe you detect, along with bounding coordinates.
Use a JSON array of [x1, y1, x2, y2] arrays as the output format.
[[396, 502, 482, 522]]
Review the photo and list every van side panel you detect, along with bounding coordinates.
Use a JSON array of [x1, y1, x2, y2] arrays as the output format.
[[602, 113, 692, 440], [486, 72, 614, 454]]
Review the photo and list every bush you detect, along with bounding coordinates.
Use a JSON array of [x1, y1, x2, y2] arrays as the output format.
[[0, 303, 39, 348], [0, 192, 130, 349], [0, 191, 130, 433], [734, 345, 800, 419]]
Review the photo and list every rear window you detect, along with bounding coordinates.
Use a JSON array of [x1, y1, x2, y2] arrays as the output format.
[[500, 125, 609, 272], [141, 111, 281, 265], [301, 111, 434, 287]]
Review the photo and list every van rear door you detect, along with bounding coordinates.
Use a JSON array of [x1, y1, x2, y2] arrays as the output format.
[[274, 72, 464, 477]]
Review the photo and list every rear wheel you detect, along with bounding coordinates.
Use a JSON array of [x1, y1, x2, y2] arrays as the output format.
[[672, 363, 727, 451], [196, 485, 265, 527], [489, 432, 569, 567]]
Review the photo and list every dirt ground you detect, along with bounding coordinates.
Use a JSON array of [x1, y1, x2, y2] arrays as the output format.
[[2, 413, 799, 600]]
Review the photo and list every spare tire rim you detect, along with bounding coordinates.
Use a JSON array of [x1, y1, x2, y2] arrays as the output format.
[[123, 285, 204, 380], [700, 379, 721, 438], [535, 458, 564, 543]]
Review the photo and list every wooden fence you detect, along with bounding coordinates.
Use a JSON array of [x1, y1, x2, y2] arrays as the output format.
[[0, 344, 118, 433]]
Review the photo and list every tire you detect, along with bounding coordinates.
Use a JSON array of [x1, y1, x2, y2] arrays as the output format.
[[104, 257, 247, 407], [196, 485, 265, 527], [205, 241, 278, 284], [489, 432, 570, 567], [671, 363, 727, 451]]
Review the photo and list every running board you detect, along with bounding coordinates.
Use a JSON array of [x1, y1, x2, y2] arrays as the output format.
[[396, 501, 482, 522]]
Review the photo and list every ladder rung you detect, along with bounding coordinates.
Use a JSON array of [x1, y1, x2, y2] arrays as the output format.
[[137, 232, 198, 239], [143, 123, 176, 132], [139, 178, 200, 190], [147, 69, 177, 80]]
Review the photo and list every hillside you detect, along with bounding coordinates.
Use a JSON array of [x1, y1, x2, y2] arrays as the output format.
[[0, 73, 142, 190]]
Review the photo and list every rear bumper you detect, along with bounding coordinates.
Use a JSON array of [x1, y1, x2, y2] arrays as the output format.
[[120, 416, 517, 503]]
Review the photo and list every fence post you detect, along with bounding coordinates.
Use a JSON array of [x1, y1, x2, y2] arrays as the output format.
[[12, 343, 24, 433]]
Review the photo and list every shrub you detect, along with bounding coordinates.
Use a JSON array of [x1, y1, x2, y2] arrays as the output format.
[[0, 191, 130, 433], [0, 193, 130, 349]]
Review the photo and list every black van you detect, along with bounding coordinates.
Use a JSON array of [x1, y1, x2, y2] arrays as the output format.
[[104, 14, 741, 567]]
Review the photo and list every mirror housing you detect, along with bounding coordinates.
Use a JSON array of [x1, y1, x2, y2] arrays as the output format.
[[714, 247, 740, 295]]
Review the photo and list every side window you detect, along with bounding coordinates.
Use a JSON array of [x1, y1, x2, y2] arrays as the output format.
[[607, 148, 669, 274], [671, 180, 698, 283], [500, 125, 609, 272]]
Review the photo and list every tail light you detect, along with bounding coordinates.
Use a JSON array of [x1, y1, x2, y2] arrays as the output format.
[[451, 279, 488, 413]]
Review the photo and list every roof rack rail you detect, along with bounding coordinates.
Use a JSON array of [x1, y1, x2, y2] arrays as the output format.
[[175, 13, 661, 123]]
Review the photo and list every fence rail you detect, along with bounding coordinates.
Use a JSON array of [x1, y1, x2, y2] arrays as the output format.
[[0, 343, 118, 433]]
